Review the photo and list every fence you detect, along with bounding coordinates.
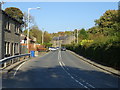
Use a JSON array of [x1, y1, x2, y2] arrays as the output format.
[[0, 53, 30, 69]]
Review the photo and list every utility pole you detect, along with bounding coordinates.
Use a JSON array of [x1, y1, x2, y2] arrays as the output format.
[[42, 28, 44, 44], [74, 31, 75, 43], [58, 35, 61, 48], [77, 29, 78, 44], [27, 7, 40, 52], [0, 1, 5, 10]]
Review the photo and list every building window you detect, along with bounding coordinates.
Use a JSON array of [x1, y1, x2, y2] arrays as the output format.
[[15, 24, 20, 34], [9, 23, 11, 30], [5, 42, 11, 56], [5, 42, 7, 55], [17, 27, 20, 33], [14, 43, 19, 54], [5, 21, 9, 30]]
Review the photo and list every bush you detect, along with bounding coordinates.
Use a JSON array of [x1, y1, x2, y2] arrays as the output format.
[[65, 41, 120, 70]]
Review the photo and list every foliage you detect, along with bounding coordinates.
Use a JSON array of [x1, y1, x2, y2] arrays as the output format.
[[43, 43, 52, 48], [80, 39, 93, 46], [23, 26, 52, 45], [23, 12, 34, 30], [23, 26, 42, 44], [65, 9, 120, 70], [79, 28, 88, 40], [5, 7, 23, 23], [95, 10, 118, 28], [44, 31, 52, 43]]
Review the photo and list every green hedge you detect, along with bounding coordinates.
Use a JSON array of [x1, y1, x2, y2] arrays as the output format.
[[65, 42, 120, 70]]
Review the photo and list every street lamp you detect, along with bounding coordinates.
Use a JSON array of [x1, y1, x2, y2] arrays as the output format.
[[27, 7, 40, 52]]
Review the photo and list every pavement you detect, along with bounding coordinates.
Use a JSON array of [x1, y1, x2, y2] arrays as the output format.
[[2, 52, 48, 75], [67, 50, 120, 77], [2, 50, 120, 88]]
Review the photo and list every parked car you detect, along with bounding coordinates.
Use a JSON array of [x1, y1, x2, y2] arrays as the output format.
[[61, 47, 66, 51], [48, 47, 57, 51], [55, 47, 60, 50]]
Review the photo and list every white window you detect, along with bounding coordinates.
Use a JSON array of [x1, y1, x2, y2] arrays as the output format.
[[5, 21, 9, 30], [17, 27, 19, 33], [15, 25, 20, 33], [8, 23, 11, 30], [5, 42, 7, 55], [5, 42, 11, 55]]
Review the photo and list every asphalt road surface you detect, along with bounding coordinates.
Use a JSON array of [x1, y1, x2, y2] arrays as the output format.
[[2, 50, 120, 88]]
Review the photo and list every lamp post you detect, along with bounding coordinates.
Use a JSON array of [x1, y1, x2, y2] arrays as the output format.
[[42, 28, 44, 45], [27, 7, 40, 52]]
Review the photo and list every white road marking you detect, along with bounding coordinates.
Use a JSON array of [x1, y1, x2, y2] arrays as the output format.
[[58, 50, 60, 60], [58, 61, 88, 88], [58, 51, 95, 88], [86, 82, 95, 88], [13, 62, 26, 77], [13, 51, 54, 77]]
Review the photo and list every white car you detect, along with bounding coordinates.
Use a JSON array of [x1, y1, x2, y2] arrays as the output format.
[[48, 47, 57, 51]]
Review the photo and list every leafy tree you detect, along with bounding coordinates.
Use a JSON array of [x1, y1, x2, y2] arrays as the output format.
[[44, 31, 52, 43], [23, 26, 42, 44], [64, 31, 72, 35], [88, 10, 120, 37], [5, 7, 23, 23], [95, 10, 118, 28], [79, 28, 88, 40]]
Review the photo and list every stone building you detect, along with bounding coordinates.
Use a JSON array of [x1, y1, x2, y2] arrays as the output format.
[[51, 35, 75, 47], [0, 9, 23, 59]]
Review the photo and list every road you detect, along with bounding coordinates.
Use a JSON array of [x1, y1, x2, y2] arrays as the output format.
[[2, 50, 119, 88]]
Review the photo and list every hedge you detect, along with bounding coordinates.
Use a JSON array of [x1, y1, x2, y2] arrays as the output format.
[[65, 42, 120, 70]]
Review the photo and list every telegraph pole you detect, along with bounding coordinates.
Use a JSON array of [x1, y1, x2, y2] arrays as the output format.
[[77, 29, 78, 44], [0, 1, 5, 10], [74, 31, 75, 43], [42, 28, 44, 44]]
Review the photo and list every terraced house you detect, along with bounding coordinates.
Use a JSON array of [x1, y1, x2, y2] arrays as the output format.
[[0, 8, 23, 59]]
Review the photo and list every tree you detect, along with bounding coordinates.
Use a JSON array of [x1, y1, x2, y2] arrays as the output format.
[[95, 10, 118, 28], [87, 10, 120, 37], [23, 26, 42, 44], [44, 31, 52, 43], [5, 7, 23, 23], [79, 28, 88, 40], [23, 12, 34, 30]]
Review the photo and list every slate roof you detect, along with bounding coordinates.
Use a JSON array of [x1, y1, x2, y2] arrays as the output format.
[[1, 10, 24, 24], [52, 35, 69, 40]]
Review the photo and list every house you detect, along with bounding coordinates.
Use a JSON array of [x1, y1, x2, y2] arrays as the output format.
[[51, 35, 75, 47], [0, 9, 23, 59], [20, 34, 45, 53]]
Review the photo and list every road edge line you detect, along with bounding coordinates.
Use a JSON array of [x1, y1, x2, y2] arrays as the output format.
[[67, 50, 120, 77]]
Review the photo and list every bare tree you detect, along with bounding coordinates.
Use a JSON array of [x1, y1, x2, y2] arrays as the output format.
[[23, 12, 34, 30]]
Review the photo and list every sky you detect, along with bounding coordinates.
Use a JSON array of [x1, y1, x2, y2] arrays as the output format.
[[2, 2, 119, 33]]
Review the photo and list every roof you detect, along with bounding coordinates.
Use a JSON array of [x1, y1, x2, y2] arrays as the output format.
[[20, 34, 27, 41], [52, 35, 69, 40], [1, 10, 24, 24]]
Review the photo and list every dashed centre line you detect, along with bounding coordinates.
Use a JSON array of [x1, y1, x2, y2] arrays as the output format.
[[58, 51, 95, 88]]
